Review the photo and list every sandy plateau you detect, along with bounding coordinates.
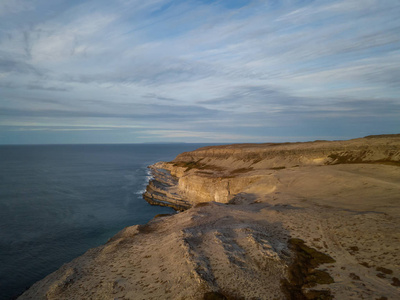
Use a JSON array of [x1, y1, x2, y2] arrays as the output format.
[[19, 135, 400, 299]]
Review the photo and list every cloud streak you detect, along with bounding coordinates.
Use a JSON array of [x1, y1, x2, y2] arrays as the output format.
[[0, 0, 399, 144]]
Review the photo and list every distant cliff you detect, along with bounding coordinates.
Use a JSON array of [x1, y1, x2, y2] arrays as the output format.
[[143, 134, 400, 210]]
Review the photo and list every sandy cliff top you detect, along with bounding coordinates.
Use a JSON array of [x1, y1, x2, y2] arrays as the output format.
[[19, 135, 400, 299], [173, 134, 400, 170]]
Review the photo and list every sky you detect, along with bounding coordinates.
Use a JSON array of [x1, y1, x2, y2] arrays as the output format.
[[0, 0, 399, 144]]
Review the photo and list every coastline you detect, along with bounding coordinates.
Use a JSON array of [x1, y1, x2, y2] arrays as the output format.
[[18, 135, 400, 299]]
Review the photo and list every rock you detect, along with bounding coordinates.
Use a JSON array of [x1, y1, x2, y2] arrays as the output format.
[[19, 134, 400, 300], [144, 135, 400, 209]]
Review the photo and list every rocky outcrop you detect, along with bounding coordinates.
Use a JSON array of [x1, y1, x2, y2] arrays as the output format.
[[143, 164, 191, 211], [18, 203, 294, 300], [19, 134, 400, 299], [143, 161, 264, 210], [143, 135, 400, 210]]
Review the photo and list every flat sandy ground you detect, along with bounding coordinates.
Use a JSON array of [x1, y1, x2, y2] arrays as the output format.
[[19, 163, 400, 299]]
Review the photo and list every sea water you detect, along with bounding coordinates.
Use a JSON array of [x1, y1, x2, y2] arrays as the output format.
[[0, 144, 209, 300]]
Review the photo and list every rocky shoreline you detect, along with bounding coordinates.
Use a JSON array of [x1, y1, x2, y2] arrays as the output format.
[[18, 135, 400, 299], [143, 135, 400, 211], [143, 165, 191, 211]]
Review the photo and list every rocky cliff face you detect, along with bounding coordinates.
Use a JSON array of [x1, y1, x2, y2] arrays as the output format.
[[143, 135, 400, 210], [143, 161, 264, 209], [19, 135, 400, 300], [143, 164, 191, 211]]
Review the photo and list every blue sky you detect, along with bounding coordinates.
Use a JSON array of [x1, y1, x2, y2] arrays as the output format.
[[0, 0, 399, 144]]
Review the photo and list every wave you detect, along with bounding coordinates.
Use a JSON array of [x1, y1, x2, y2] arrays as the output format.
[[134, 168, 153, 195]]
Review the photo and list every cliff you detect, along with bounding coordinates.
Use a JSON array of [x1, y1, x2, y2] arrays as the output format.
[[143, 134, 400, 209], [19, 135, 400, 299]]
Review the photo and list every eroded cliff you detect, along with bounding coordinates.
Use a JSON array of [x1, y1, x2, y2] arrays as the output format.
[[143, 135, 400, 210], [19, 135, 400, 300]]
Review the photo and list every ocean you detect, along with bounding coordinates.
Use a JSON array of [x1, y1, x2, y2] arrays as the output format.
[[0, 143, 209, 300]]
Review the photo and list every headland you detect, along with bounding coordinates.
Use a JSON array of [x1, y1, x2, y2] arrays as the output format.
[[19, 135, 400, 299]]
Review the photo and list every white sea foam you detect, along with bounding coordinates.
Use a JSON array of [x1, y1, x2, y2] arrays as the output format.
[[135, 168, 153, 195], [135, 189, 147, 195], [146, 168, 154, 181]]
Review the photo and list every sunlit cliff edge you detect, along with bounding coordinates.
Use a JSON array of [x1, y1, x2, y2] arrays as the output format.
[[19, 135, 400, 299], [144, 134, 400, 210]]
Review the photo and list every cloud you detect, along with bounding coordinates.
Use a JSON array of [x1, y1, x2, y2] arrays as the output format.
[[0, 0, 399, 144], [0, 57, 43, 76], [30, 13, 117, 63], [139, 129, 264, 143], [0, 0, 34, 16], [4, 126, 113, 132], [0, 100, 220, 123], [26, 84, 70, 92]]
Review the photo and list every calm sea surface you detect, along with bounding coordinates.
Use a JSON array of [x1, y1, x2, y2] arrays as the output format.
[[0, 144, 210, 300]]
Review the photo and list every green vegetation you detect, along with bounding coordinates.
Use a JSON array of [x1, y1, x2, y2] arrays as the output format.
[[138, 224, 155, 234], [173, 160, 225, 172], [231, 167, 253, 174], [392, 277, 400, 286], [271, 166, 286, 170], [203, 292, 227, 300], [376, 267, 393, 275], [281, 238, 335, 300], [327, 152, 366, 164], [194, 202, 211, 208], [153, 213, 172, 218], [327, 151, 400, 166], [203, 290, 245, 300]]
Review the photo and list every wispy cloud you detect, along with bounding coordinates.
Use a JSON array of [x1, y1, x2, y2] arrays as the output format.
[[0, 0, 399, 144], [0, 0, 34, 16]]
